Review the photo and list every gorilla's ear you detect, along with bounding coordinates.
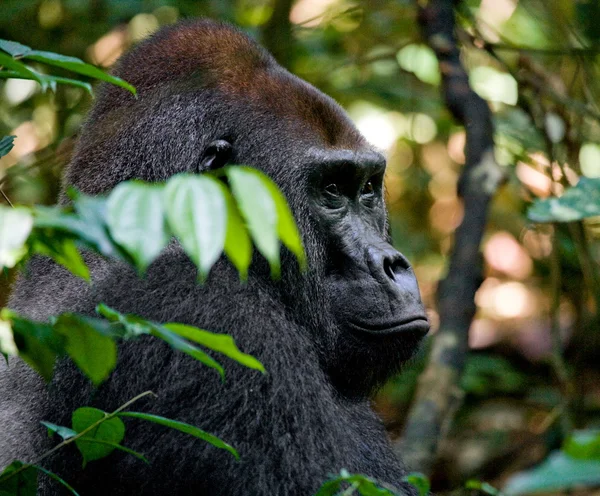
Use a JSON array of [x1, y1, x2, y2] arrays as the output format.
[[200, 139, 233, 171]]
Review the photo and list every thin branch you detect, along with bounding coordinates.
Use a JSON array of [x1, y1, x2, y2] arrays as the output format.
[[395, 0, 505, 475]]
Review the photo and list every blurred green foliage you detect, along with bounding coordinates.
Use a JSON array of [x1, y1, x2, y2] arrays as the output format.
[[2, 0, 600, 493]]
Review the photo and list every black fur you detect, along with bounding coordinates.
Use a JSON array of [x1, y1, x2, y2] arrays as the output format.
[[1, 20, 427, 495]]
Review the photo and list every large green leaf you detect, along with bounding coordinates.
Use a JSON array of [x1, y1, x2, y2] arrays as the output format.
[[7, 313, 64, 381], [0, 207, 33, 269], [527, 178, 600, 223], [29, 233, 90, 281], [165, 323, 265, 373], [72, 407, 125, 467], [118, 412, 239, 459], [259, 172, 306, 270], [164, 175, 227, 280], [106, 182, 170, 272], [0, 135, 15, 158], [503, 451, 600, 495], [0, 460, 37, 496], [22, 50, 135, 95], [52, 314, 117, 386], [226, 167, 280, 276], [222, 188, 252, 279]]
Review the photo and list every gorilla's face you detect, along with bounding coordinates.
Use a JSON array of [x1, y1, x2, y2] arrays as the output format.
[[197, 87, 429, 395], [306, 147, 428, 340]]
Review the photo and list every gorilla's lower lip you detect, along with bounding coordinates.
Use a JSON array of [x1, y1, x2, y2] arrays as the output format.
[[348, 316, 429, 337]]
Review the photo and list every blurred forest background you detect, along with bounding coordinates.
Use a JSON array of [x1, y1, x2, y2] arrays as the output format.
[[1, 0, 600, 494]]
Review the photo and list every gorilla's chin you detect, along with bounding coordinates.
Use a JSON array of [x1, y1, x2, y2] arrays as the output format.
[[327, 322, 427, 398]]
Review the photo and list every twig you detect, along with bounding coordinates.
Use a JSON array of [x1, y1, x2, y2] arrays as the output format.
[[0, 189, 13, 207], [1, 391, 156, 484], [395, 0, 505, 476]]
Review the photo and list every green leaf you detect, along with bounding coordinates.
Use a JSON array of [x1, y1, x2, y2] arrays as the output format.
[[0, 460, 37, 496], [0, 52, 47, 90], [0, 39, 31, 57], [503, 451, 600, 495], [402, 473, 430, 496], [316, 470, 399, 496], [259, 170, 306, 270], [0, 71, 92, 94], [41, 421, 77, 440], [8, 314, 64, 381], [0, 135, 16, 158], [95, 304, 150, 338], [52, 314, 117, 386], [29, 234, 90, 281], [106, 182, 170, 272], [563, 430, 600, 461], [118, 412, 239, 459], [72, 407, 125, 467], [0, 207, 33, 269], [75, 439, 149, 464], [164, 323, 265, 373], [150, 324, 225, 380], [30, 465, 80, 496], [164, 175, 227, 280], [527, 178, 600, 223], [226, 167, 280, 277], [223, 188, 252, 279], [466, 480, 501, 496], [22, 50, 136, 95], [95, 305, 224, 378]]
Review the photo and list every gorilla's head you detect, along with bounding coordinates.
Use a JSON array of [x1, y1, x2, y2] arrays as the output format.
[[65, 19, 429, 397]]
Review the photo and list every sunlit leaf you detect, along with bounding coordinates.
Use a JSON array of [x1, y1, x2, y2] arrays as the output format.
[[106, 182, 170, 272], [466, 479, 501, 496], [259, 171, 306, 270], [222, 188, 252, 279], [527, 178, 600, 223], [226, 167, 280, 276], [165, 323, 265, 373], [72, 407, 125, 467], [118, 412, 239, 459], [164, 175, 227, 280], [0, 207, 33, 269]]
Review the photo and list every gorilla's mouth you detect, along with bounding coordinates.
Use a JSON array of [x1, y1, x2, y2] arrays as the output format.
[[347, 316, 429, 337]]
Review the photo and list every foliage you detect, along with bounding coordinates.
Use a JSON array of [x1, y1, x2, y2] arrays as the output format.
[[316, 470, 430, 496], [0, 39, 135, 95]]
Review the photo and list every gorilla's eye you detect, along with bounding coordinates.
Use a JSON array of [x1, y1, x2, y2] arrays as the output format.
[[361, 180, 374, 196], [325, 183, 340, 196]]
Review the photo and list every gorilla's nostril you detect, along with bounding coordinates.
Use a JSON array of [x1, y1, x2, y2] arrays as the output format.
[[383, 255, 410, 281], [383, 258, 397, 281]]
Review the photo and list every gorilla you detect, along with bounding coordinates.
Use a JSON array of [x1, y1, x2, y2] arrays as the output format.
[[0, 19, 429, 495]]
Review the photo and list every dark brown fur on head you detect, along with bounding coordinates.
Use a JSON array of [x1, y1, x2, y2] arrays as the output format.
[[94, 19, 362, 147]]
